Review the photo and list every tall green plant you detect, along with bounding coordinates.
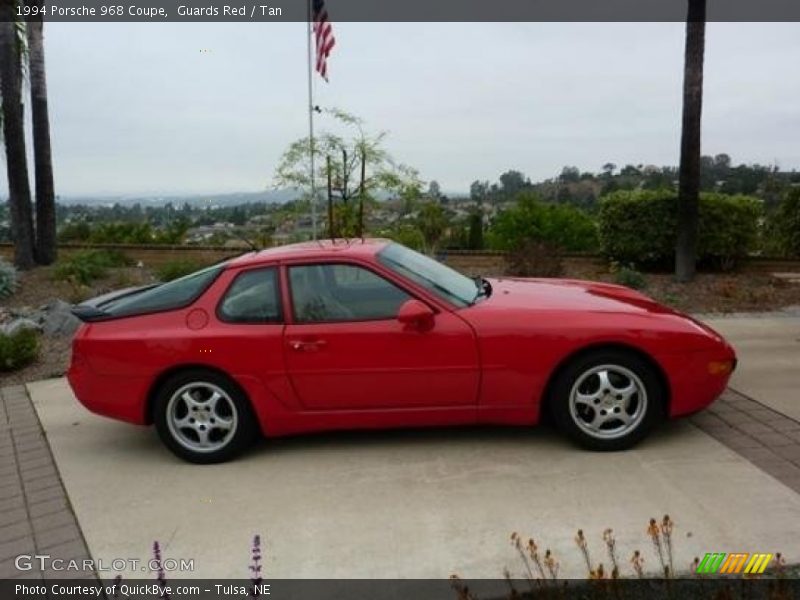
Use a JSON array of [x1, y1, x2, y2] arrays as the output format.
[[273, 109, 421, 237], [467, 211, 484, 250], [416, 201, 449, 254]]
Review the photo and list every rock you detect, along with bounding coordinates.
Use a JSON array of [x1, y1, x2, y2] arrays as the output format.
[[2, 318, 42, 336], [772, 272, 800, 284], [40, 300, 81, 338], [11, 306, 34, 318]]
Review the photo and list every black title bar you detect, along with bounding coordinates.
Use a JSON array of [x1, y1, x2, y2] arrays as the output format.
[[7, 0, 800, 23]]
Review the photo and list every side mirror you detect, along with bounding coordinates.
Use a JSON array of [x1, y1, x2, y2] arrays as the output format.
[[397, 299, 435, 331]]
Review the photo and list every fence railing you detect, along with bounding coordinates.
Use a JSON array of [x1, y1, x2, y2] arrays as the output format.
[[1, 242, 799, 273]]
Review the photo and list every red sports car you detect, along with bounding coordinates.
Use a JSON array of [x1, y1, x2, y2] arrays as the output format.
[[68, 239, 736, 463]]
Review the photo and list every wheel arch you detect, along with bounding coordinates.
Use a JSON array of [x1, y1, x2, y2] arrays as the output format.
[[145, 363, 249, 425], [540, 342, 671, 419]]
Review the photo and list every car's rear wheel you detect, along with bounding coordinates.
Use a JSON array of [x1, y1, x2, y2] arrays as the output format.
[[549, 350, 664, 451], [153, 370, 258, 463]]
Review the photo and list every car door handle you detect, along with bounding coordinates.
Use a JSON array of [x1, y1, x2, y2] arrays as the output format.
[[288, 339, 328, 352]]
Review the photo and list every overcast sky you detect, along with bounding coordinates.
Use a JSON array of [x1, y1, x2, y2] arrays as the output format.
[[3, 22, 799, 197]]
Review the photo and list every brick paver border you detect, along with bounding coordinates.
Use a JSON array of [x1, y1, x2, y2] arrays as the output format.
[[0, 385, 95, 581], [690, 389, 800, 494]]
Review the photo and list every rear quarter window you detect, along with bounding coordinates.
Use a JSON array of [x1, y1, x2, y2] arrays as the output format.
[[103, 264, 223, 317]]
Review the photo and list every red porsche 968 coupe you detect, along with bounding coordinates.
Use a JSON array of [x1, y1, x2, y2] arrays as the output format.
[[67, 239, 736, 463]]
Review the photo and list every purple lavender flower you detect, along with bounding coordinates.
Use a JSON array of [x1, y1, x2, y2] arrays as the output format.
[[249, 534, 263, 598], [152, 541, 171, 600]]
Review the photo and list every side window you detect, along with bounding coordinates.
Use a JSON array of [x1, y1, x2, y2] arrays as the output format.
[[289, 264, 411, 323], [218, 268, 282, 323]]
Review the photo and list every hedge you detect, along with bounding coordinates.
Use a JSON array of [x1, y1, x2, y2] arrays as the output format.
[[768, 187, 800, 257], [599, 190, 762, 269]]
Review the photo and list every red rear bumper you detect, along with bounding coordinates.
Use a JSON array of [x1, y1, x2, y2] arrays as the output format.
[[67, 353, 150, 425]]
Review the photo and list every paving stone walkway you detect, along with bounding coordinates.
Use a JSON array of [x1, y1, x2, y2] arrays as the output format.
[[690, 388, 800, 493], [1, 383, 800, 581], [0, 385, 94, 581]]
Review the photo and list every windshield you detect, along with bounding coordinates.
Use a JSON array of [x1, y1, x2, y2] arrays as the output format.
[[377, 243, 477, 308], [101, 264, 224, 317]]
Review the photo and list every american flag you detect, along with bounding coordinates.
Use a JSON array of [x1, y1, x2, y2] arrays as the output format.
[[312, 0, 336, 81]]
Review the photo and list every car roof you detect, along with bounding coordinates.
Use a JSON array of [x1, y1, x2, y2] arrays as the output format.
[[226, 237, 392, 268]]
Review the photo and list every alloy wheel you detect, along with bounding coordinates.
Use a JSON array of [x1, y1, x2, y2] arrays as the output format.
[[568, 364, 648, 440], [165, 382, 239, 453]]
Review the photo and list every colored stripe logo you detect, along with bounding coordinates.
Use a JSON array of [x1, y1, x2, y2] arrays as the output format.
[[696, 552, 773, 575]]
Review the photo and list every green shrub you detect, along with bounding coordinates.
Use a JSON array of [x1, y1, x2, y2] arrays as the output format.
[[699, 193, 762, 269], [0, 259, 18, 299], [768, 187, 800, 257], [88, 221, 155, 244], [0, 329, 39, 372], [611, 263, 647, 290], [599, 190, 761, 270], [57, 221, 92, 243], [486, 192, 598, 253], [156, 259, 203, 282], [53, 250, 132, 285]]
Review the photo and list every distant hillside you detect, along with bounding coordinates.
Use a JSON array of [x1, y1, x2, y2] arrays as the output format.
[[57, 190, 301, 207]]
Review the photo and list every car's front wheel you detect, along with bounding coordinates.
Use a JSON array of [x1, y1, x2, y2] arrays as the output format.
[[153, 370, 258, 463], [550, 350, 665, 451]]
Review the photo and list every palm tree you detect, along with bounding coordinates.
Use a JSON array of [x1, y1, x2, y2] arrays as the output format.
[[675, 0, 706, 282], [25, 0, 57, 264], [0, 1, 36, 269]]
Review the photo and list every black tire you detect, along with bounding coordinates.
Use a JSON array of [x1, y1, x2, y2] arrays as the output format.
[[549, 350, 665, 451], [153, 369, 259, 464]]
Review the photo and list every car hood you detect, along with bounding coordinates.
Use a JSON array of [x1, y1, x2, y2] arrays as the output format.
[[465, 278, 732, 352], [482, 277, 676, 315]]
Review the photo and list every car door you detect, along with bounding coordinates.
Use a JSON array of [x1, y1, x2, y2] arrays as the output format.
[[282, 261, 480, 411]]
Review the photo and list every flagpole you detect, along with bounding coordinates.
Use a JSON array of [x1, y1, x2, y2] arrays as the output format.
[[306, 0, 317, 240]]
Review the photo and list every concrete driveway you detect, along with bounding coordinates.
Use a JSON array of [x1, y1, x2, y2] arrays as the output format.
[[25, 310, 800, 581]]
